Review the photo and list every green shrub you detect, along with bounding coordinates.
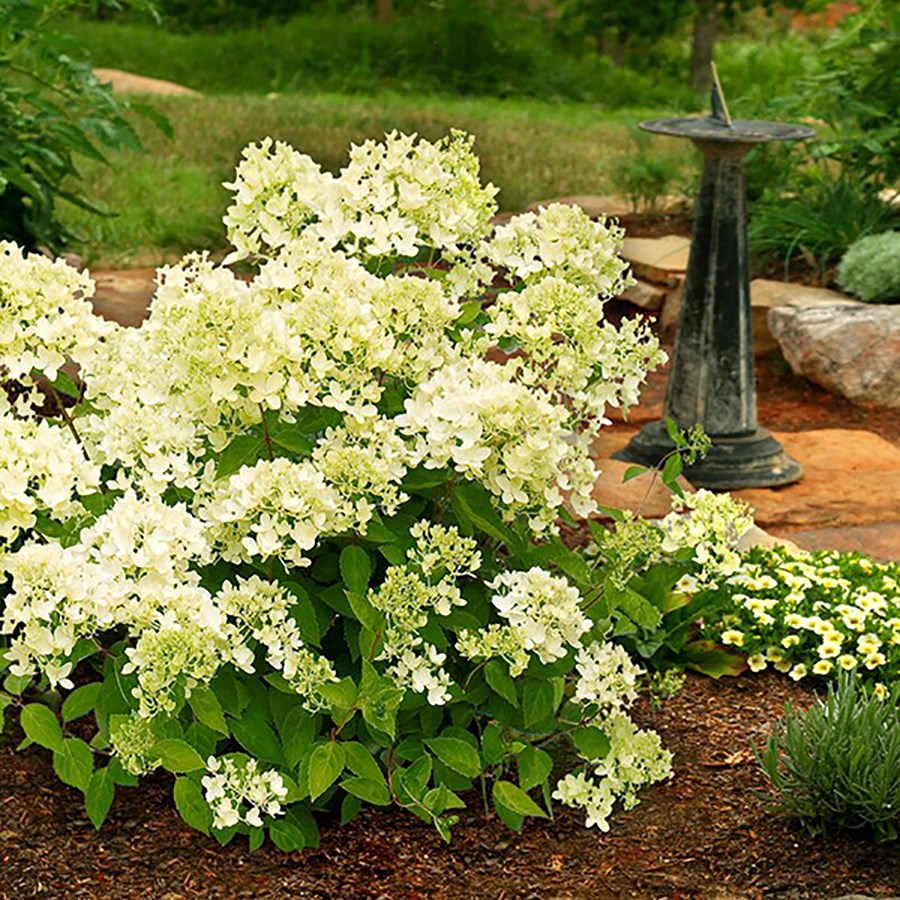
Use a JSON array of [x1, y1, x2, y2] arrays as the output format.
[[837, 231, 900, 303], [755, 673, 900, 843]]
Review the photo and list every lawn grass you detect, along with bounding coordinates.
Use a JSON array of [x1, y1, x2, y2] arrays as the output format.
[[60, 92, 698, 268]]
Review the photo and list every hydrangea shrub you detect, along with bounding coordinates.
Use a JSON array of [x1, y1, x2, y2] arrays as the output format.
[[0, 131, 679, 848]]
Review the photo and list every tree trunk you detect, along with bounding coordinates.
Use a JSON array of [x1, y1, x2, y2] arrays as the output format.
[[376, 0, 393, 24], [690, 0, 717, 93]]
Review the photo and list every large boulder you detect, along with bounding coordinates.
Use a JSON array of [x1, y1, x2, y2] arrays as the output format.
[[768, 304, 900, 407]]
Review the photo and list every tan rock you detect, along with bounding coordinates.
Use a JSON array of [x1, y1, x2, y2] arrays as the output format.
[[89, 268, 157, 327], [525, 195, 632, 219], [619, 279, 667, 311], [93, 68, 200, 97], [621, 236, 690, 284], [732, 430, 900, 529], [750, 279, 860, 356]]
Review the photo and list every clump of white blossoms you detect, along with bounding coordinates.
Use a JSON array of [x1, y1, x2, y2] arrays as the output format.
[[0, 241, 112, 381], [0, 412, 101, 542], [202, 755, 288, 829], [662, 490, 754, 586], [574, 640, 643, 714]]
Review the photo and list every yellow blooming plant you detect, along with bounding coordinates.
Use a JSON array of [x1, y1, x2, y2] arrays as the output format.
[[0, 131, 680, 849], [699, 546, 899, 692]]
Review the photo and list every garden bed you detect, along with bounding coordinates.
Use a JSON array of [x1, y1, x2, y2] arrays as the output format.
[[3, 672, 898, 898]]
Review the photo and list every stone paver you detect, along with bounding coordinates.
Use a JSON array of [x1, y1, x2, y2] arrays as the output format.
[[620, 235, 690, 283], [94, 68, 200, 96], [90, 269, 156, 327]]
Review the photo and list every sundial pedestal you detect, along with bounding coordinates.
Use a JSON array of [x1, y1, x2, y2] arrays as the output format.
[[614, 101, 815, 490]]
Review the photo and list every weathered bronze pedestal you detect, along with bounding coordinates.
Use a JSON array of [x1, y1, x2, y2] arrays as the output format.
[[615, 80, 815, 489]]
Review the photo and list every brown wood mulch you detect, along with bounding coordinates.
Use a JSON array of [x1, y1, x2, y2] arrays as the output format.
[[2, 673, 899, 899]]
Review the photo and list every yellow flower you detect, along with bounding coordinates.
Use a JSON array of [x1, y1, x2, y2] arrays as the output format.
[[774, 658, 792, 673], [784, 613, 805, 629], [856, 633, 881, 655], [721, 630, 744, 647], [838, 654, 857, 671], [765, 645, 785, 662], [864, 652, 886, 670], [873, 683, 887, 700], [812, 660, 833, 676], [818, 639, 842, 659], [747, 653, 767, 673], [781, 634, 801, 649], [789, 663, 807, 681]]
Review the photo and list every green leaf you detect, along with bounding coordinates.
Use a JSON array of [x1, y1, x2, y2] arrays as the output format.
[[572, 726, 611, 760], [481, 724, 504, 766], [153, 739, 206, 773], [62, 683, 102, 723], [188, 686, 229, 736], [279, 707, 317, 771], [341, 776, 391, 806], [622, 465, 648, 483], [607, 581, 663, 631], [339, 545, 372, 595], [425, 738, 482, 778], [341, 793, 363, 825], [396, 755, 432, 801], [173, 777, 212, 836], [485, 659, 519, 708], [85, 767, 115, 829], [517, 746, 553, 791], [682, 640, 747, 678], [320, 676, 358, 715], [343, 741, 386, 785], [216, 434, 265, 479], [662, 453, 684, 491], [230, 714, 285, 766], [53, 738, 94, 793], [248, 826, 265, 852], [664, 417, 684, 446], [269, 419, 314, 456], [269, 813, 306, 852], [21, 704, 63, 751], [493, 780, 548, 818], [308, 742, 345, 801], [346, 591, 382, 633], [523, 680, 557, 729], [450, 480, 522, 554]]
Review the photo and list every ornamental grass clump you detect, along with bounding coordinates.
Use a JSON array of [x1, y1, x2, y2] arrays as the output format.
[[755, 672, 900, 843], [0, 130, 682, 849]]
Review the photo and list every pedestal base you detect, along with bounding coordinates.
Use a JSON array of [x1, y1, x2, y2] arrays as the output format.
[[613, 421, 803, 489]]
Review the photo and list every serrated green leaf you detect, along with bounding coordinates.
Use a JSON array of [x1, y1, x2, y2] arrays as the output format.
[[517, 745, 553, 791], [230, 712, 285, 766], [216, 434, 265, 479], [62, 683, 101, 723], [523, 680, 557, 729], [485, 659, 519, 707], [188, 686, 229, 736], [248, 826, 265, 852], [153, 738, 206, 773], [85, 767, 115, 828], [682, 640, 747, 678], [341, 793, 363, 825], [450, 480, 522, 554], [21, 704, 63, 751], [425, 737, 482, 778], [53, 738, 94, 792], [269, 813, 306, 852], [664, 417, 684, 446], [346, 590, 382, 633], [308, 742, 345, 801], [341, 775, 391, 806], [173, 776, 212, 836], [343, 741, 386, 784], [279, 707, 317, 771], [493, 780, 548, 818], [572, 726, 611, 760], [339, 545, 372, 596], [606, 581, 663, 631], [481, 724, 504, 766], [622, 464, 648, 483]]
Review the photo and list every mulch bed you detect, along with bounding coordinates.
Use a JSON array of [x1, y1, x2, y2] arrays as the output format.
[[3, 673, 899, 899]]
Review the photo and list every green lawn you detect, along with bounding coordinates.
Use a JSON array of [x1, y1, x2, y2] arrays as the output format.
[[61, 92, 697, 268]]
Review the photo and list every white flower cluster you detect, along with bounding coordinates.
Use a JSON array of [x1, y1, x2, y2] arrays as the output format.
[[224, 130, 497, 265], [368, 522, 480, 705], [399, 356, 597, 531], [553, 711, 673, 831], [0, 242, 112, 380], [574, 640, 643, 715], [0, 412, 100, 542], [662, 489, 754, 585], [202, 755, 288, 829], [480, 276, 665, 423], [458, 567, 591, 674], [485, 203, 633, 296]]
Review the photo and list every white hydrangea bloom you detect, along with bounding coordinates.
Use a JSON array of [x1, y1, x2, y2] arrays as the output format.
[[398, 356, 597, 531], [480, 276, 666, 422], [488, 567, 591, 665], [574, 641, 643, 714], [553, 710, 673, 831], [202, 755, 288, 829], [0, 242, 112, 380], [199, 458, 353, 568], [484, 203, 633, 297], [0, 411, 101, 543], [661, 490, 754, 586]]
